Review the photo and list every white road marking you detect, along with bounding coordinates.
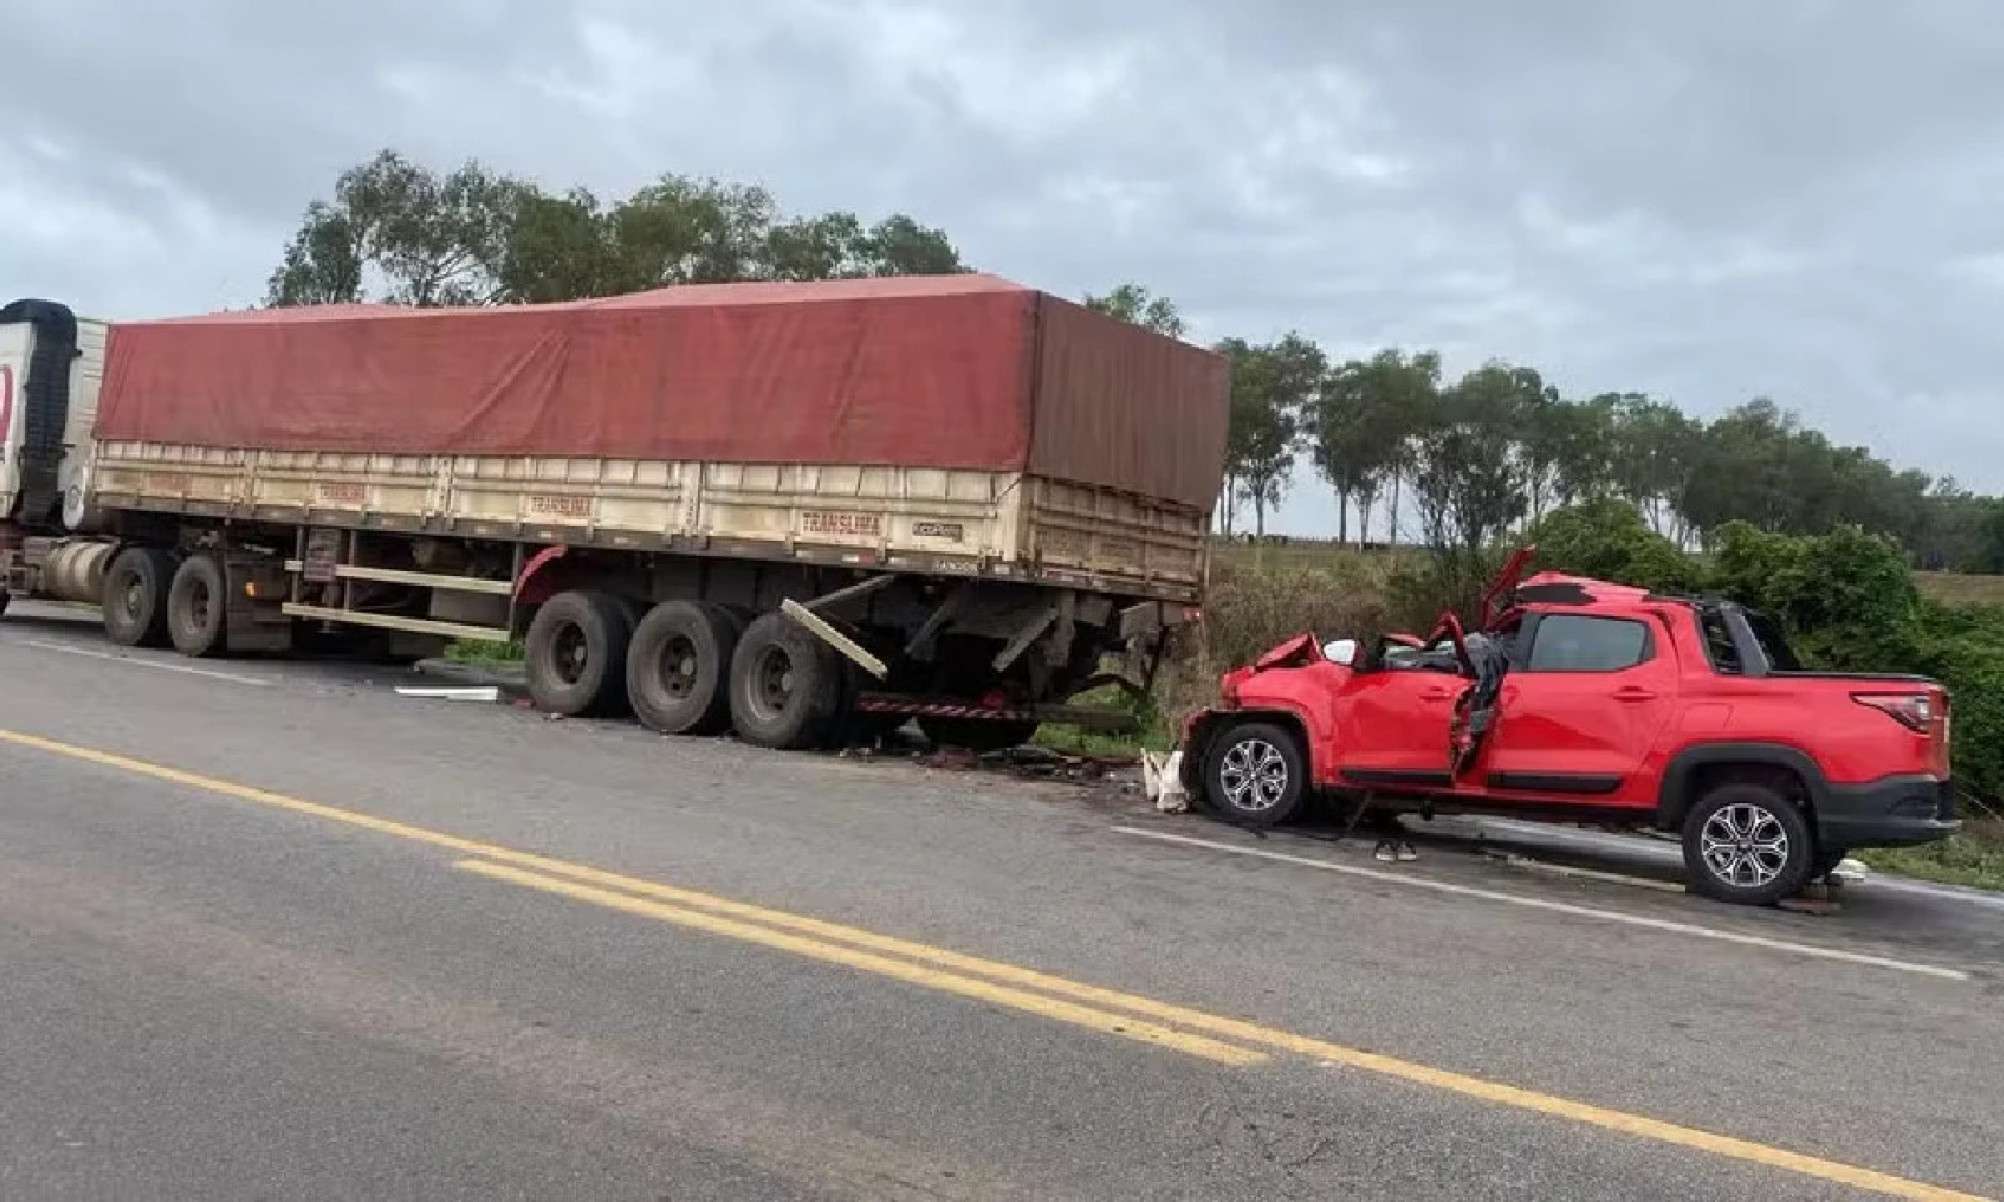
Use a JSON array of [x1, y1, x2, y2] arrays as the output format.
[[1493, 854, 1686, 893], [1113, 826, 1971, 982], [1472, 817, 2004, 912], [18, 639, 275, 688]]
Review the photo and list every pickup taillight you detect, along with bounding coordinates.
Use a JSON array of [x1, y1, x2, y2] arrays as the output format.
[[1852, 692, 1934, 733]]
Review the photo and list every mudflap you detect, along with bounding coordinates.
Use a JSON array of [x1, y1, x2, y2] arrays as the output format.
[[224, 554, 294, 654]]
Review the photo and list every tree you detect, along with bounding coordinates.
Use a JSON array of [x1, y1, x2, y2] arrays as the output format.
[[1215, 333, 1325, 537], [765, 211, 869, 281], [862, 214, 963, 276], [268, 150, 967, 308], [608, 176, 780, 288], [1083, 283, 1187, 338], [1528, 499, 1700, 593], [1312, 349, 1439, 546], [267, 150, 529, 307], [497, 188, 622, 303], [1607, 395, 1699, 540], [1408, 364, 1528, 557]]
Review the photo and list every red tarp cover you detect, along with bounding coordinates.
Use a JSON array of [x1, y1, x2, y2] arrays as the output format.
[[96, 274, 1229, 508]]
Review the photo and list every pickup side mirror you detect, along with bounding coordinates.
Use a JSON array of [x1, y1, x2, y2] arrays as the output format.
[[1323, 638, 1358, 666]]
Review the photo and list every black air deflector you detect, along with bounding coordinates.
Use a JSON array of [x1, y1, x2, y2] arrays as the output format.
[[0, 298, 78, 525], [1513, 581, 1595, 606]]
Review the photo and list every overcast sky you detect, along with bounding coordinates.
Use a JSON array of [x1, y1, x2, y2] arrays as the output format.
[[6, 1, 2002, 534]]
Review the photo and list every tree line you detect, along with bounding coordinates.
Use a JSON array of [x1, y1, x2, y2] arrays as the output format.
[[268, 150, 963, 307], [266, 155, 2001, 573], [1091, 282, 2003, 571]]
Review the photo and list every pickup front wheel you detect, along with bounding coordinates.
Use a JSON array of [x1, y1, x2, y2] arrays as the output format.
[[1202, 722, 1306, 827], [1681, 784, 1814, 905]]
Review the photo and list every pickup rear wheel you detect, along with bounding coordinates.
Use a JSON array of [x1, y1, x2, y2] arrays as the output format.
[[1202, 722, 1306, 827], [525, 590, 636, 717], [1681, 784, 1814, 905]]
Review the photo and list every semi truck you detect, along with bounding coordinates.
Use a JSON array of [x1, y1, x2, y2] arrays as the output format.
[[0, 276, 1228, 751]]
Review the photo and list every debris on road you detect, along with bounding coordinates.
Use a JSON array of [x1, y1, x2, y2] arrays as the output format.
[[1141, 749, 1188, 813], [394, 685, 501, 703]]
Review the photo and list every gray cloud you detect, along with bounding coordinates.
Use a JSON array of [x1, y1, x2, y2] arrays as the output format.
[[5, 0, 2001, 532]]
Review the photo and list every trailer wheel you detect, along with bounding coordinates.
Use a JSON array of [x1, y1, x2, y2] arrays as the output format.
[[628, 601, 742, 735], [1201, 721, 1307, 827], [918, 717, 1039, 753], [166, 554, 228, 658], [729, 612, 841, 750], [525, 590, 635, 717], [102, 547, 176, 648]]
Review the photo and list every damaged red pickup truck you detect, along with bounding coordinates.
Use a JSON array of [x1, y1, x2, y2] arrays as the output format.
[[1181, 552, 1958, 904]]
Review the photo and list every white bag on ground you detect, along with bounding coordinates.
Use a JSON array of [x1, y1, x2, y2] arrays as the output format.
[[1142, 750, 1189, 813]]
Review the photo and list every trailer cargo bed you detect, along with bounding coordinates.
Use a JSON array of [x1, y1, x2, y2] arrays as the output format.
[[89, 443, 1207, 601]]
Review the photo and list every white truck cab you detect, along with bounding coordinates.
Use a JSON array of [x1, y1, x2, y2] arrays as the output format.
[[0, 300, 105, 534], [1, 301, 113, 612]]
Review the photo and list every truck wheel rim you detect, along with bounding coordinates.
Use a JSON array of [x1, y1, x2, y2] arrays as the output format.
[[656, 634, 699, 699], [750, 645, 794, 720], [120, 575, 145, 620], [1219, 738, 1288, 811], [187, 580, 211, 631], [1700, 803, 1789, 888], [552, 623, 589, 685]]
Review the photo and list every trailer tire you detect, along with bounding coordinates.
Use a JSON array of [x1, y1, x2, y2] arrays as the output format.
[[729, 611, 841, 750], [102, 547, 175, 648], [166, 554, 228, 658], [525, 590, 635, 717], [628, 601, 742, 735], [918, 717, 1039, 753]]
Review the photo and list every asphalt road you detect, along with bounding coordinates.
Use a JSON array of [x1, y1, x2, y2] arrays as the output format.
[[2, 601, 1999, 1201]]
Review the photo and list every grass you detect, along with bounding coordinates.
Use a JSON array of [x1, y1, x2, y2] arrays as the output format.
[[1034, 682, 1175, 759], [446, 638, 524, 663], [1855, 819, 2004, 892], [1914, 571, 2004, 608]]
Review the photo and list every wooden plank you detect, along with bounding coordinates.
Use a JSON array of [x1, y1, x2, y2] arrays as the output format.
[[283, 560, 513, 595], [803, 573, 897, 611], [281, 603, 512, 643], [780, 598, 888, 680]]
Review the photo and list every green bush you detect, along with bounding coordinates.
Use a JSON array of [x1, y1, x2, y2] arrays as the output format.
[[1710, 522, 1919, 670], [1204, 562, 1389, 668], [1528, 499, 1702, 594]]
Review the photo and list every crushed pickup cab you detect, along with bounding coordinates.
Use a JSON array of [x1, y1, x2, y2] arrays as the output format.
[[1182, 556, 1957, 905]]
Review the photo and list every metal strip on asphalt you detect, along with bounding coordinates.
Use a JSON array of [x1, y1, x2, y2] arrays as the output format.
[[18, 639, 275, 687], [1472, 817, 2004, 911], [1112, 826, 1970, 982], [0, 726, 1988, 1202]]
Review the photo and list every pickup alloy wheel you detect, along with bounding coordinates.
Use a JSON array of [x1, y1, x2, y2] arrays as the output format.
[[1202, 722, 1306, 827], [1681, 784, 1814, 905]]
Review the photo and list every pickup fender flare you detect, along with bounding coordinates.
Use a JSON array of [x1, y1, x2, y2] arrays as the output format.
[[1654, 742, 1830, 830], [1183, 703, 1324, 787]]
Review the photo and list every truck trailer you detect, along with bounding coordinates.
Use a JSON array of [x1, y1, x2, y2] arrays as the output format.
[[0, 276, 1228, 751]]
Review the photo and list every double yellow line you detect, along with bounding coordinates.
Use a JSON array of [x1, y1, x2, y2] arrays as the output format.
[[0, 726, 1988, 1202]]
